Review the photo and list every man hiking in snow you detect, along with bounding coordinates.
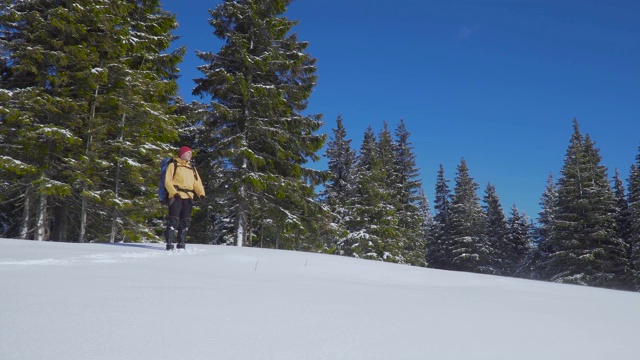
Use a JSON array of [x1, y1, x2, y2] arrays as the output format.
[[164, 146, 205, 250]]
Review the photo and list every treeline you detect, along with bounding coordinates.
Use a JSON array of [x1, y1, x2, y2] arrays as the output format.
[[322, 117, 640, 291], [320, 117, 431, 266], [1, 1, 639, 291], [0, 0, 185, 243]]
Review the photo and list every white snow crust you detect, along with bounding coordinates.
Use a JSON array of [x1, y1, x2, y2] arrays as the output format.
[[1, 238, 638, 360]]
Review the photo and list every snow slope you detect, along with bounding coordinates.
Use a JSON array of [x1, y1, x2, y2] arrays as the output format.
[[1, 238, 638, 360]]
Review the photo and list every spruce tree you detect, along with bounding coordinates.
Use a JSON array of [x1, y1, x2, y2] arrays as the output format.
[[321, 116, 356, 253], [417, 188, 434, 244], [375, 122, 404, 261], [426, 164, 451, 268], [347, 126, 398, 261], [613, 168, 633, 273], [323, 116, 356, 217], [535, 174, 557, 249], [482, 183, 510, 275], [393, 119, 428, 266], [544, 120, 629, 289], [528, 174, 558, 279], [446, 158, 487, 273], [192, 0, 326, 247], [628, 149, 640, 289], [99, 0, 185, 243], [507, 205, 532, 277]]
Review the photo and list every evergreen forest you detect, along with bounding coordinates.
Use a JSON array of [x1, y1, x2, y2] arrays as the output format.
[[1, 0, 639, 291]]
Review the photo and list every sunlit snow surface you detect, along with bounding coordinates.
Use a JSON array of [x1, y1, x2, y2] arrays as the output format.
[[1, 238, 638, 360]]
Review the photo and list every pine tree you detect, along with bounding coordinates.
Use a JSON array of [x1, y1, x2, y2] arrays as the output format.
[[628, 149, 640, 289], [347, 126, 397, 261], [320, 116, 356, 253], [446, 158, 487, 273], [527, 174, 558, 279], [417, 188, 434, 243], [375, 122, 404, 262], [482, 183, 510, 275], [393, 119, 428, 266], [535, 174, 557, 249], [98, 0, 185, 243], [426, 164, 451, 268], [613, 168, 633, 274], [507, 205, 532, 277], [323, 116, 356, 217], [544, 120, 629, 289], [192, 0, 326, 247]]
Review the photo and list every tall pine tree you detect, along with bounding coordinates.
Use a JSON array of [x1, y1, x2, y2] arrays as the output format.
[[323, 116, 356, 216], [482, 183, 510, 275], [507, 205, 532, 277], [426, 164, 451, 268], [446, 159, 487, 273], [393, 119, 428, 266], [613, 168, 633, 276], [544, 120, 630, 289], [321, 116, 356, 252], [628, 148, 640, 289], [192, 0, 327, 247], [347, 126, 397, 261]]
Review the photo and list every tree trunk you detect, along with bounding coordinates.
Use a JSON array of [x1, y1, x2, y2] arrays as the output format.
[[79, 185, 88, 243], [236, 151, 249, 247], [236, 197, 247, 247], [35, 192, 47, 241], [79, 85, 99, 243], [51, 202, 68, 242], [110, 111, 126, 243], [19, 186, 32, 239]]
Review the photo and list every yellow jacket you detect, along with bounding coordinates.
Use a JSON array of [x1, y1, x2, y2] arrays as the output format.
[[164, 157, 205, 199]]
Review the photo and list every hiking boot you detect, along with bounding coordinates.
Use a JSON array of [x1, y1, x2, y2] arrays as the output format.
[[166, 243, 174, 251]]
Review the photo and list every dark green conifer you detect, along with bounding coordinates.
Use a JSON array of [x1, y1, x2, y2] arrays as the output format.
[[507, 205, 532, 277], [627, 149, 640, 289], [192, 0, 327, 247], [544, 120, 629, 289], [613, 168, 633, 274], [446, 158, 486, 273], [426, 164, 451, 269], [393, 120, 428, 266], [347, 126, 397, 261], [482, 183, 509, 275]]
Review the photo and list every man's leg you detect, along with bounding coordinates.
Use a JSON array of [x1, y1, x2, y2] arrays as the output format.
[[176, 199, 193, 249], [165, 198, 182, 250]]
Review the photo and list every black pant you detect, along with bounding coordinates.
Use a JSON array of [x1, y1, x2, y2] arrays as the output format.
[[168, 197, 193, 223], [165, 197, 193, 244]]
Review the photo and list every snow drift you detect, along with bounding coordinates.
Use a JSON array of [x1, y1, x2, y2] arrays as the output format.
[[1, 238, 638, 360]]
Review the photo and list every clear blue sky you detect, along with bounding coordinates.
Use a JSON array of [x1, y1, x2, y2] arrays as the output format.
[[161, 0, 640, 220]]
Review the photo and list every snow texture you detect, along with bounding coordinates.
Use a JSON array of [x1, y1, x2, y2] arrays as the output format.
[[1, 238, 638, 360]]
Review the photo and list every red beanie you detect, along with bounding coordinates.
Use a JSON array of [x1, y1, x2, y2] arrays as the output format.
[[178, 146, 192, 157]]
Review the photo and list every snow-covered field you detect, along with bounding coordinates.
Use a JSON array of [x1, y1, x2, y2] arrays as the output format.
[[1, 238, 638, 360]]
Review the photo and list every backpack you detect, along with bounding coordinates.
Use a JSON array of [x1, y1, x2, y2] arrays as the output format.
[[158, 158, 176, 205]]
